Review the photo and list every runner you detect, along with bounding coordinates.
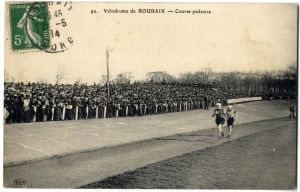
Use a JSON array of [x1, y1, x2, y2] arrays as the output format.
[[212, 103, 226, 139], [288, 105, 296, 119], [226, 105, 237, 138]]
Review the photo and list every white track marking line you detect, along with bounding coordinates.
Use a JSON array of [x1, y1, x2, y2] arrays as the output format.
[[71, 132, 103, 137], [4, 123, 121, 138], [5, 141, 52, 157], [4, 125, 120, 139], [4, 130, 74, 139], [5, 124, 84, 133], [46, 138, 76, 148], [115, 139, 131, 143]]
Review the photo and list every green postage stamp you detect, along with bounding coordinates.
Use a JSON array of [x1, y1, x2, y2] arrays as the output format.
[[9, 2, 50, 51]]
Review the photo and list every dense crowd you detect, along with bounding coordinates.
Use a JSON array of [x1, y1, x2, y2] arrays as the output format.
[[4, 82, 296, 124]]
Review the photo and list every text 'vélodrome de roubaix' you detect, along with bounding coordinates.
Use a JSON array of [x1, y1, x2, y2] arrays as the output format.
[[90, 8, 212, 15]]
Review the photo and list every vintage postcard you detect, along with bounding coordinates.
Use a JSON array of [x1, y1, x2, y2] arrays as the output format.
[[3, 1, 297, 189]]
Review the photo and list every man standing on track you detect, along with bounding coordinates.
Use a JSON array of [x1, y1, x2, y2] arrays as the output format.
[[226, 105, 237, 138], [212, 103, 226, 139], [288, 105, 296, 119]]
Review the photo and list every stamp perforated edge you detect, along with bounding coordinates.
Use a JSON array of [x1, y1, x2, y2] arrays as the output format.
[[6, 2, 45, 54]]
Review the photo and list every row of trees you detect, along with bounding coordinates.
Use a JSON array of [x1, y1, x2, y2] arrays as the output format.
[[5, 64, 297, 92], [110, 65, 297, 93]]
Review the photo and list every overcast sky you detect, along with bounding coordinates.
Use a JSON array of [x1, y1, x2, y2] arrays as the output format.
[[5, 3, 297, 84]]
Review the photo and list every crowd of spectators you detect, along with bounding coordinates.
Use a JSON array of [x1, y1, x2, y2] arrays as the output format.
[[4, 81, 296, 124]]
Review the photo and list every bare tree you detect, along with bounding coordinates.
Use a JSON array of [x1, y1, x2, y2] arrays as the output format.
[[146, 71, 175, 83], [55, 64, 67, 84], [178, 68, 213, 84], [114, 72, 133, 84], [197, 67, 213, 83]]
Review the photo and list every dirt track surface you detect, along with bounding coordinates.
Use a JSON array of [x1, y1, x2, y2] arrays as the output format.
[[4, 100, 295, 166], [4, 100, 296, 188], [82, 118, 296, 189]]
